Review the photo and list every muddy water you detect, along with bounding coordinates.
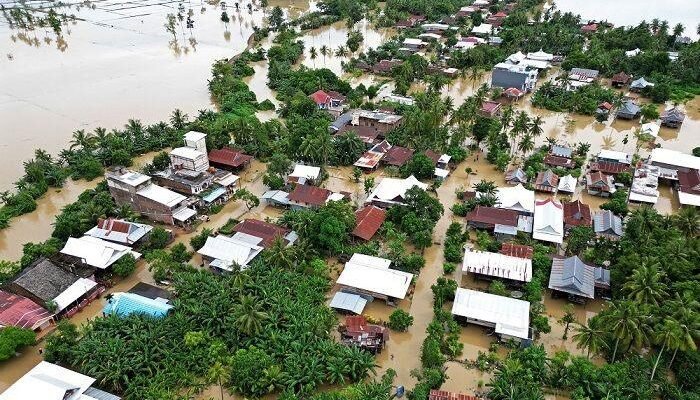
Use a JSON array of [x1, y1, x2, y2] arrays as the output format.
[[552, 0, 700, 39]]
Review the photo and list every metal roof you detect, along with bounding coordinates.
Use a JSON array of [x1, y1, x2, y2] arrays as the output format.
[[451, 288, 530, 340], [329, 292, 367, 315], [533, 199, 564, 244], [548, 256, 595, 299], [103, 292, 173, 319], [462, 249, 532, 282], [593, 210, 623, 237]]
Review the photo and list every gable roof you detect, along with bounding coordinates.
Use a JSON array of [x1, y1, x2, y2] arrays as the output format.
[[563, 200, 592, 227], [452, 288, 530, 340], [586, 171, 615, 193], [0, 290, 52, 330], [544, 155, 575, 168], [593, 210, 623, 237], [429, 390, 479, 400], [490, 184, 536, 214], [288, 184, 332, 206], [60, 236, 140, 270], [197, 235, 263, 270], [611, 71, 630, 83], [549, 256, 595, 299], [337, 255, 413, 299], [352, 206, 387, 241], [617, 100, 641, 116], [383, 146, 415, 167], [85, 218, 152, 245], [232, 219, 294, 248], [505, 168, 527, 183], [466, 206, 518, 227], [103, 292, 173, 318], [367, 176, 428, 205], [208, 147, 253, 168], [535, 169, 559, 187], [661, 107, 686, 123], [590, 161, 629, 175], [289, 164, 321, 181], [558, 175, 577, 193], [551, 145, 573, 158], [0, 361, 101, 400], [463, 248, 532, 282], [10, 258, 79, 304], [533, 199, 564, 244]]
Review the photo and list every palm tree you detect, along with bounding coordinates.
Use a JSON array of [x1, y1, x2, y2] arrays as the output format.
[[309, 46, 317, 67], [518, 133, 535, 156], [319, 44, 328, 65], [651, 18, 660, 34], [622, 262, 669, 306], [115, 204, 138, 220], [233, 294, 269, 336], [473, 179, 497, 195], [672, 23, 685, 38], [558, 304, 577, 340], [170, 109, 189, 130], [672, 307, 700, 367], [207, 361, 230, 400], [529, 116, 544, 138], [573, 318, 608, 358], [601, 301, 649, 362], [69, 129, 94, 150], [264, 237, 297, 269], [335, 45, 348, 57], [650, 319, 682, 381], [674, 206, 699, 237]]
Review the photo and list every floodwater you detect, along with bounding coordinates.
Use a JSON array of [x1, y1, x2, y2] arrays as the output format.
[[552, 0, 700, 39]]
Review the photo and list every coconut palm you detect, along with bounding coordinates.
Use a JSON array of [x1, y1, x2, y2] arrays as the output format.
[[650, 318, 682, 381], [672, 23, 684, 38], [319, 44, 328, 64], [601, 300, 649, 361], [518, 133, 535, 156], [170, 108, 189, 130], [473, 179, 497, 195], [573, 318, 608, 358], [674, 206, 699, 237], [233, 294, 269, 336], [622, 261, 669, 306], [529, 116, 544, 138], [207, 361, 231, 400], [69, 129, 95, 150], [309, 46, 317, 67], [558, 304, 577, 340], [335, 45, 348, 57]]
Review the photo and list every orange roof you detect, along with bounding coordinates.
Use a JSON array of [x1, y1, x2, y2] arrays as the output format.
[[429, 390, 480, 400], [352, 206, 387, 240], [499, 243, 534, 259]]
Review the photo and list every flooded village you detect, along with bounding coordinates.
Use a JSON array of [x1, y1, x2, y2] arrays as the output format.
[[0, 0, 699, 399]]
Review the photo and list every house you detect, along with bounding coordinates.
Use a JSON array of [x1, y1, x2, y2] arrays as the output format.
[[563, 200, 592, 230], [339, 124, 383, 146], [586, 171, 616, 197], [288, 164, 321, 185], [677, 169, 700, 207], [106, 168, 196, 226], [611, 71, 630, 87], [152, 168, 215, 196], [503, 87, 524, 100], [499, 242, 533, 259], [5, 258, 102, 317], [466, 206, 518, 231], [527, 49, 555, 62], [336, 254, 413, 303], [597, 101, 613, 118], [372, 59, 403, 75], [551, 145, 573, 158], [419, 32, 442, 41], [649, 148, 700, 180], [590, 150, 631, 175], [486, 11, 508, 26], [544, 154, 575, 169], [395, 14, 425, 29], [488, 184, 536, 215], [428, 390, 479, 400], [338, 315, 388, 353], [491, 62, 538, 92], [568, 68, 599, 89], [261, 189, 290, 208], [471, 23, 494, 36], [287, 184, 333, 209], [308, 89, 347, 113], [630, 77, 654, 92], [456, 6, 478, 18], [660, 107, 686, 128], [505, 168, 528, 185], [85, 218, 153, 246], [451, 288, 530, 342], [533, 199, 564, 244], [366, 176, 428, 208], [329, 292, 367, 315], [356, 110, 403, 135], [231, 219, 297, 248], [593, 210, 623, 240], [462, 248, 532, 283], [557, 174, 577, 193], [594, 267, 612, 299], [534, 169, 559, 193], [383, 146, 415, 167], [581, 23, 598, 33], [59, 236, 141, 271], [1, 361, 120, 400], [401, 38, 427, 52], [127, 282, 173, 303], [596, 149, 632, 165], [479, 100, 502, 117], [169, 146, 209, 173], [616, 100, 641, 120], [197, 235, 264, 272], [383, 94, 415, 106], [489, 36, 504, 46], [0, 290, 53, 332], [354, 149, 386, 170], [207, 147, 253, 171], [103, 292, 173, 318], [352, 205, 387, 241], [548, 256, 596, 302], [641, 122, 661, 138], [629, 164, 661, 204]]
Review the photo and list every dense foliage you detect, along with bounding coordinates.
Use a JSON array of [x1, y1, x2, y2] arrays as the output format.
[[0, 327, 35, 361]]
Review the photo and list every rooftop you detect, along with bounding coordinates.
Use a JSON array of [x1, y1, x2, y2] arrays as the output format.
[[352, 206, 387, 241], [208, 147, 253, 168], [649, 148, 700, 171], [85, 218, 152, 245], [499, 243, 533, 259], [288, 184, 332, 206], [0, 290, 52, 330], [533, 199, 564, 244], [232, 219, 295, 248], [197, 235, 263, 270], [60, 236, 140, 270], [466, 206, 518, 227], [549, 256, 595, 299], [11, 258, 80, 304], [593, 210, 623, 237], [337, 254, 413, 299], [451, 288, 530, 340], [367, 176, 428, 206], [137, 183, 187, 208], [563, 200, 592, 227], [103, 292, 173, 318], [463, 248, 532, 282]]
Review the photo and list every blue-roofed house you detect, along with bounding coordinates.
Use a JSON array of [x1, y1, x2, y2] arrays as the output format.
[[593, 210, 623, 240], [103, 292, 173, 318], [548, 256, 595, 303]]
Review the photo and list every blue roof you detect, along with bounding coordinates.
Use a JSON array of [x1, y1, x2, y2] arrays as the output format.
[[201, 186, 227, 203], [103, 292, 173, 318]]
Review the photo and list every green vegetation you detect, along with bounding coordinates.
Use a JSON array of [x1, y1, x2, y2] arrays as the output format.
[[532, 82, 620, 115], [388, 309, 414, 331], [0, 326, 36, 361], [386, 186, 444, 250], [112, 254, 137, 278]]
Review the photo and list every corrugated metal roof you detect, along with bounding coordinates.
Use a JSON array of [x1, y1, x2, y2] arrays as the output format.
[[548, 256, 595, 299], [103, 292, 173, 319], [329, 292, 367, 314]]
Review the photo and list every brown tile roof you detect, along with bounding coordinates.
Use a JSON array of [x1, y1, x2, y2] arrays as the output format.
[[0, 290, 51, 330], [337, 125, 381, 143], [352, 206, 387, 241], [590, 161, 629, 175], [424, 150, 441, 165], [611, 72, 630, 84], [678, 169, 700, 195], [544, 154, 575, 168], [535, 169, 559, 187], [499, 243, 534, 259], [383, 146, 415, 167], [429, 390, 480, 400], [563, 200, 592, 227], [480, 100, 501, 115], [466, 206, 518, 227], [232, 219, 292, 248], [586, 171, 613, 192], [208, 147, 253, 168], [96, 218, 131, 234], [287, 184, 331, 206], [598, 101, 613, 111]]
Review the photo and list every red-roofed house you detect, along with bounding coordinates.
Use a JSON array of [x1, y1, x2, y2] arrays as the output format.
[[499, 243, 533, 259], [208, 147, 253, 170], [535, 169, 559, 193], [479, 100, 502, 117], [581, 23, 598, 33], [0, 290, 53, 332], [383, 146, 415, 167], [544, 154, 575, 169], [352, 205, 387, 241], [288, 184, 332, 209], [308, 90, 347, 110], [589, 160, 629, 175], [503, 87, 524, 100], [586, 171, 616, 197], [677, 169, 700, 207], [611, 72, 630, 87], [466, 206, 519, 230], [395, 14, 426, 29], [429, 389, 480, 400], [563, 200, 592, 230], [232, 219, 296, 248]]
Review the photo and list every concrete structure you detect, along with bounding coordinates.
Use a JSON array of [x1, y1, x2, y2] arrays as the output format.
[[491, 62, 538, 92]]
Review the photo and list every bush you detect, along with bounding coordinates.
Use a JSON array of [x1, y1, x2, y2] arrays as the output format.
[[442, 263, 456, 275], [112, 254, 137, 277], [190, 228, 213, 251], [388, 309, 414, 332], [431, 277, 457, 307], [420, 337, 445, 369], [147, 227, 171, 250], [0, 326, 36, 361], [488, 280, 509, 297], [0, 260, 21, 285]]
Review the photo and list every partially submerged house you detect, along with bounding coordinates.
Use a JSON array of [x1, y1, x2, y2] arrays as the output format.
[[288, 164, 321, 185], [630, 77, 654, 92], [660, 107, 686, 128], [85, 218, 153, 246], [505, 168, 528, 185], [534, 169, 559, 193], [231, 219, 297, 248], [103, 292, 173, 318], [428, 390, 479, 400], [1, 361, 120, 400], [197, 235, 263, 272], [0, 290, 53, 332], [466, 206, 519, 239], [563, 200, 592, 230], [648, 148, 700, 180], [479, 100, 502, 117], [287, 184, 333, 209], [336, 254, 414, 303], [641, 122, 660, 138], [5, 258, 102, 318], [611, 71, 631, 87], [308, 89, 347, 115], [677, 169, 700, 207], [533, 199, 564, 244], [557, 174, 577, 193], [366, 176, 428, 208], [491, 62, 538, 92], [59, 236, 141, 271], [586, 171, 616, 197], [338, 315, 388, 354], [382, 145, 415, 167], [629, 164, 661, 204], [590, 150, 632, 176], [207, 147, 253, 171], [462, 248, 533, 283], [489, 184, 536, 215], [568, 68, 599, 89], [548, 256, 596, 303], [356, 110, 403, 135], [544, 154, 575, 169], [451, 288, 530, 343], [352, 205, 387, 241], [593, 210, 623, 240], [329, 292, 368, 315], [616, 100, 641, 120]]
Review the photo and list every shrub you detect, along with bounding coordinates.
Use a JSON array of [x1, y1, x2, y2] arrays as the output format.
[[488, 280, 509, 297], [420, 337, 445, 369], [431, 277, 457, 306], [147, 227, 171, 250], [442, 263, 456, 275], [0, 326, 36, 361], [112, 254, 137, 277], [190, 228, 213, 251], [388, 309, 414, 331]]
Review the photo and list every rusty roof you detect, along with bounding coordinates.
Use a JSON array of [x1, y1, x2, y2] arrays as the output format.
[[429, 390, 480, 400], [287, 184, 331, 206], [499, 243, 534, 259], [352, 206, 387, 241], [383, 146, 415, 167], [466, 206, 518, 227], [0, 290, 52, 330], [590, 161, 629, 175], [233, 219, 292, 248], [208, 147, 253, 168], [563, 200, 592, 227]]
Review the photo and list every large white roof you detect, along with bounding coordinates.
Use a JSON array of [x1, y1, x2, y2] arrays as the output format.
[[367, 176, 428, 205], [463, 249, 532, 282], [403, 38, 425, 46], [184, 131, 207, 142], [533, 199, 564, 244], [451, 288, 530, 340], [60, 236, 140, 270], [337, 259, 413, 299], [597, 149, 631, 164], [197, 235, 263, 270], [348, 253, 392, 269], [492, 184, 535, 214], [527, 49, 554, 61], [678, 191, 700, 207], [137, 183, 186, 208], [557, 175, 577, 193], [110, 170, 150, 187], [170, 146, 206, 160], [289, 164, 321, 180], [471, 23, 493, 34], [0, 361, 96, 400], [85, 219, 152, 245], [649, 148, 700, 170], [53, 278, 98, 312]]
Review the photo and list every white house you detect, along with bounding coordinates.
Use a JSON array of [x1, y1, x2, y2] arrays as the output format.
[[197, 235, 263, 272], [85, 218, 153, 246], [597, 149, 632, 165], [557, 174, 577, 193], [451, 288, 530, 342], [462, 248, 532, 282], [481, 184, 536, 215], [471, 23, 494, 36], [60, 236, 141, 270], [288, 164, 321, 185], [336, 254, 413, 302], [366, 175, 428, 208], [533, 199, 564, 244]]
